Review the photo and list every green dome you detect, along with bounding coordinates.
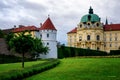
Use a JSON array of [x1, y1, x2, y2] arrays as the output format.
[[81, 14, 100, 22], [80, 6, 100, 22]]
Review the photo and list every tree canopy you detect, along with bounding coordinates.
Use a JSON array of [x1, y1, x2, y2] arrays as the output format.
[[7, 31, 48, 68], [0, 29, 4, 38]]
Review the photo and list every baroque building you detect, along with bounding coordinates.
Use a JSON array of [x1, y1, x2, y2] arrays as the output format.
[[67, 7, 120, 52]]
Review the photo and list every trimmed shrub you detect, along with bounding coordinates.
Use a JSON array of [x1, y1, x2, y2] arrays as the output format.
[[58, 46, 108, 58], [0, 54, 36, 64], [0, 59, 60, 80], [110, 50, 120, 55]]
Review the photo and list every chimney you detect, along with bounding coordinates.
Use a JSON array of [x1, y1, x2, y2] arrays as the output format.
[[40, 23, 42, 27], [14, 25, 16, 29], [19, 25, 24, 28]]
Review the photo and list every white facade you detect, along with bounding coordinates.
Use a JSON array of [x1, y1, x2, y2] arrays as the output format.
[[39, 30, 57, 59]]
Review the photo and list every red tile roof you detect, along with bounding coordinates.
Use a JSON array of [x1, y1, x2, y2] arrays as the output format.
[[39, 17, 57, 30], [104, 24, 120, 31], [67, 27, 77, 34], [12, 25, 38, 33]]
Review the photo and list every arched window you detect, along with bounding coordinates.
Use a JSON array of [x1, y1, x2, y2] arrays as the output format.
[[80, 24, 82, 28], [96, 35, 100, 41], [87, 35, 90, 41], [79, 36, 82, 41]]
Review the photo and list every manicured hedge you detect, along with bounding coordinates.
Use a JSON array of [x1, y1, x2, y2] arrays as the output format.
[[110, 50, 120, 55], [0, 54, 35, 64], [0, 59, 60, 80], [58, 46, 107, 59], [0, 54, 21, 64]]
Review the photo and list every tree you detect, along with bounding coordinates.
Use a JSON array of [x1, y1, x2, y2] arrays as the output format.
[[8, 31, 48, 68], [31, 38, 49, 58], [0, 29, 4, 38]]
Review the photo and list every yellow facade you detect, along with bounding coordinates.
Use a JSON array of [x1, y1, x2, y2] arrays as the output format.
[[68, 21, 104, 51], [67, 33, 76, 47], [14, 31, 36, 38], [67, 25, 120, 52], [104, 31, 120, 52], [67, 7, 120, 53]]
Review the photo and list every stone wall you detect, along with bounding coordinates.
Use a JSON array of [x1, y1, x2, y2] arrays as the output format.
[[0, 38, 11, 55]]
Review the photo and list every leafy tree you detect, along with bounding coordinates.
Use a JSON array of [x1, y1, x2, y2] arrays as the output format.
[[8, 31, 48, 68], [31, 38, 49, 58], [0, 29, 4, 38]]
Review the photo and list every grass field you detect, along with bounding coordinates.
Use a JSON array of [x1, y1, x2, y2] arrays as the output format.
[[26, 58, 120, 80], [0, 60, 45, 73]]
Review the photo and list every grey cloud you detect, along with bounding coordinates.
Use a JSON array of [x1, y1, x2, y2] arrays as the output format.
[[0, 0, 120, 44]]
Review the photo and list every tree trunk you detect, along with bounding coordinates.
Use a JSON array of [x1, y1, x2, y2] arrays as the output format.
[[22, 53, 24, 68]]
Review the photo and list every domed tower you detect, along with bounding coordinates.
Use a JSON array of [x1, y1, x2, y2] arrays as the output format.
[[77, 6, 104, 51], [39, 17, 57, 59]]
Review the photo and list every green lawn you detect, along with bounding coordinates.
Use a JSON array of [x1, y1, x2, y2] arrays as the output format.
[[26, 58, 120, 80], [0, 60, 45, 73]]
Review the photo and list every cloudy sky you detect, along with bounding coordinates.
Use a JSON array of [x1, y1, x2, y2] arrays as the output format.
[[0, 0, 120, 44]]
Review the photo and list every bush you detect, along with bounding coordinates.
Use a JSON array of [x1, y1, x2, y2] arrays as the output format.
[[110, 50, 120, 55], [58, 46, 108, 58], [0, 54, 36, 64], [0, 54, 21, 64], [0, 59, 60, 80]]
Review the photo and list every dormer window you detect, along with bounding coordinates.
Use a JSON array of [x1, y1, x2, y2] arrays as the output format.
[[88, 23, 90, 26], [96, 23, 99, 27]]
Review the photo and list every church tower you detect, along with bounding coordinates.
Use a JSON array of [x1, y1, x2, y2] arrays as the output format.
[[67, 6, 104, 51], [77, 6, 104, 51], [39, 17, 57, 58]]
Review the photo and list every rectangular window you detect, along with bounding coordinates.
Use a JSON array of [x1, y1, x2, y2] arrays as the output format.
[[47, 34, 49, 38], [110, 43, 112, 47], [110, 37, 112, 41], [74, 39, 76, 42], [115, 43, 117, 47], [104, 44, 106, 47], [47, 42, 49, 45], [40, 34, 42, 38], [104, 38, 106, 41], [110, 33, 112, 36], [115, 37, 117, 41], [70, 39, 72, 43], [96, 35, 100, 41]]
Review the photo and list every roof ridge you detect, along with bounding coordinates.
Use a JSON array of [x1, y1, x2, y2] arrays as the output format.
[[39, 17, 57, 30], [12, 25, 38, 33], [67, 27, 77, 34]]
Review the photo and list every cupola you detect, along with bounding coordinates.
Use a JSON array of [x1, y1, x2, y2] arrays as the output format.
[[81, 6, 100, 23]]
